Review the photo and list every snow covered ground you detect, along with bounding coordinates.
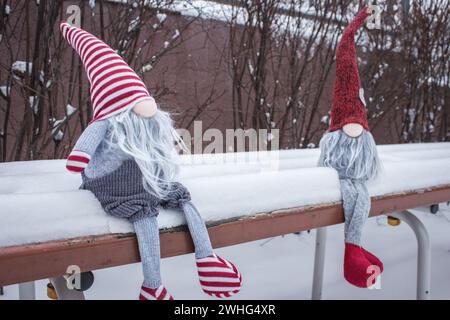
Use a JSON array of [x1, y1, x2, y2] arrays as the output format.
[[1, 204, 449, 300]]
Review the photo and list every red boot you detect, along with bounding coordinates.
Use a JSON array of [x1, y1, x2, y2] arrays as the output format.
[[361, 247, 383, 273], [344, 243, 377, 288]]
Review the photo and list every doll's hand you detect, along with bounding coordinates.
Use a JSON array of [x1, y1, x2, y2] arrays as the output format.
[[66, 150, 91, 173]]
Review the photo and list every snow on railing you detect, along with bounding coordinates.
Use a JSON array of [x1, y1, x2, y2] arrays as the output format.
[[1, 143, 450, 248]]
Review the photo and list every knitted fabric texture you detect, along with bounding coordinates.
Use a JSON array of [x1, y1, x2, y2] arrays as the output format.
[[340, 178, 370, 245], [182, 202, 214, 259], [71, 120, 132, 179], [133, 216, 163, 288], [80, 160, 160, 222], [60, 22, 153, 122], [160, 182, 192, 209], [329, 7, 370, 132]]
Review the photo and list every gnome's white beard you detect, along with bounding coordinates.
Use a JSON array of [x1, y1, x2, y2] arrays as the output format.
[[318, 130, 381, 181], [106, 109, 181, 199]]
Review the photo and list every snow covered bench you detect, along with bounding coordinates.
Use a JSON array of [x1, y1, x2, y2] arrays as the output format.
[[1, 143, 450, 299]]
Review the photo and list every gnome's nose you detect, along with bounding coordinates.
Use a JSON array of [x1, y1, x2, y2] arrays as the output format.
[[343, 123, 364, 138], [133, 98, 158, 118]]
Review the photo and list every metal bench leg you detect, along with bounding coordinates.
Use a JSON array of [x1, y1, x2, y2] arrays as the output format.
[[311, 227, 327, 300], [391, 211, 431, 300], [18, 281, 35, 300], [49, 276, 85, 300]]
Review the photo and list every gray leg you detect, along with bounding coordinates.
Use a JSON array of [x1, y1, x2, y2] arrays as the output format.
[[390, 211, 431, 300], [18, 281, 36, 300], [311, 227, 327, 300], [182, 201, 214, 259], [340, 179, 370, 245], [133, 216, 163, 289], [49, 276, 85, 300]]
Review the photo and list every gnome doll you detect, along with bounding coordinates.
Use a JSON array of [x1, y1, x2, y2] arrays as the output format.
[[318, 7, 383, 288], [60, 22, 242, 300]]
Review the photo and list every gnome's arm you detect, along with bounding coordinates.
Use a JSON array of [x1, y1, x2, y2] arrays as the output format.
[[66, 120, 109, 173]]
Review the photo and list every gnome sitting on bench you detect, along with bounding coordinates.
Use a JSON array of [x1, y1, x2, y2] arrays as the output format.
[[318, 7, 383, 288], [60, 22, 242, 300]]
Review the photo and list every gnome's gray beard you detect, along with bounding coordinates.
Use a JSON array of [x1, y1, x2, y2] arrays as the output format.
[[318, 129, 381, 245], [318, 129, 380, 181], [106, 109, 181, 200]]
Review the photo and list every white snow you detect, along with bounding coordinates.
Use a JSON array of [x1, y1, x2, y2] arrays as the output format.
[[320, 115, 330, 124], [66, 104, 77, 116], [156, 12, 167, 23], [53, 130, 64, 141], [12, 61, 32, 76], [0, 143, 450, 248], [128, 17, 140, 33], [142, 64, 153, 73], [0, 85, 11, 97], [28, 96, 39, 114], [172, 29, 180, 39]]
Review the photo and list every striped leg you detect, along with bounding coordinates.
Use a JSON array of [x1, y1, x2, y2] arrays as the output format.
[[196, 254, 242, 298]]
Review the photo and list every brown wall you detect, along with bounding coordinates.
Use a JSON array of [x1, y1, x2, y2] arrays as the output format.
[[0, 0, 448, 161]]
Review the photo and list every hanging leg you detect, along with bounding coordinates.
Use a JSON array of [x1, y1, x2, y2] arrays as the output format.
[[133, 215, 163, 289], [390, 211, 431, 300], [181, 201, 214, 259], [181, 201, 242, 298], [311, 227, 327, 300], [133, 215, 174, 300]]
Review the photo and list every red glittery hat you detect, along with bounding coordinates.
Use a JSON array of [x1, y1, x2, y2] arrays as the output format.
[[329, 7, 370, 132]]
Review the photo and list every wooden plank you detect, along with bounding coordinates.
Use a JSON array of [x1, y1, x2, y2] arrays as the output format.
[[1, 185, 450, 286]]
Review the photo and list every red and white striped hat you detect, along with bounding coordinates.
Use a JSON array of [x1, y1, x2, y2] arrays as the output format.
[[60, 22, 153, 122]]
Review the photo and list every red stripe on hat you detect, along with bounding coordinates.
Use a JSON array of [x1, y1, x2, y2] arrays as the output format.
[[89, 60, 125, 84], [71, 29, 87, 51], [93, 93, 149, 120], [75, 32, 95, 54], [83, 44, 112, 68], [90, 62, 131, 87], [91, 74, 144, 102], [94, 87, 148, 113], [77, 35, 99, 59]]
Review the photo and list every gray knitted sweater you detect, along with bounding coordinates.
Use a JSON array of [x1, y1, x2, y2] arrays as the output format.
[[72, 120, 131, 178]]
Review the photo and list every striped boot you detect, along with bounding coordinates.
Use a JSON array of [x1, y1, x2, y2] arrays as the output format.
[[196, 254, 242, 298], [139, 284, 174, 300]]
